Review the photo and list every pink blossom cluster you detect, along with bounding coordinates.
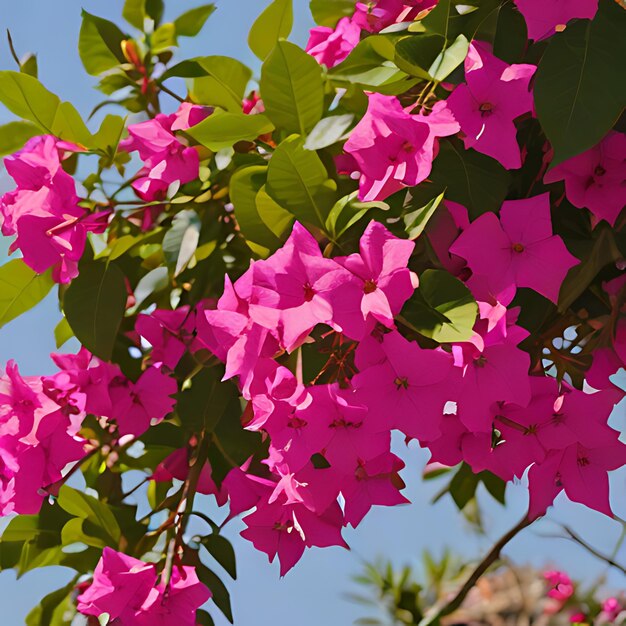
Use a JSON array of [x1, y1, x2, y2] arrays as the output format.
[[190, 218, 624, 574], [0, 360, 86, 515], [0, 350, 177, 517], [121, 102, 210, 213], [76, 547, 210, 626], [0, 136, 110, 283]]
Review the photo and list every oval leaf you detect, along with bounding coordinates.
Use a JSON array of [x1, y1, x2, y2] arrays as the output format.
[[248, 0, 293, 61]]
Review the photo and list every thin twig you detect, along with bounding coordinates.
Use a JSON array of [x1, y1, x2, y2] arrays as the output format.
[[419, 515, 533, 626], [159, 83, 186, 104], [561, 525, 626, 576]]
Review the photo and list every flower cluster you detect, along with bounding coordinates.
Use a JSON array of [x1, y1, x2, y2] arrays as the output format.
[[0, 350, 177, 515], [190, 217, 623, 573], [76, 547, 211, 626], [0, 136, 110, 282]]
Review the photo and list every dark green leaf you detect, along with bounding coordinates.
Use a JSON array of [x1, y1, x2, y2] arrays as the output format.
[[248, 0, 293, 61], [187, 110, 274, 151], [174, 4, 216, 36], [401, 269, 477, 343], [202, 534, 237, 579], [310, 0, 356, 26], [448, 463, 479, 510], [266, 135, 336, 229], [196, 610, 216, 626], [260, 41, 324, 135], [403, 191, 445, 240], [304, 113, 354, 150], [325, 192, 389, 239], [535, 0, 626, 165], [493, 2, 528, 63], [0, 71, 60, 132], [426, 139, 510, 218], [479, 471, 506, 505], [422, 0, 501, 42], [197, 564, 233, 623], [79, 11, 127, 76], [0, 260, 54, 329], [63, 260, 127, 361], [0, 120, 39, 156], [163, 210, 201, 276], [177, 367, 238, 433], [229, 165, 283, 252]]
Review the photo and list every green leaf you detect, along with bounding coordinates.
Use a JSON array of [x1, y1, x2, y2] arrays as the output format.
[[177, 368, 239, 433], [202, 534, 237, 579], [93, 114, 126, 153], [229, 165, 282, 252], [325, 192, 389, 239], [0, 260, 54, 329], [0, 71, 60, 132], [63, 260, 127, 361], [198, 564, 233, 623], [25, 577, 79, 626], [304, 113, 354, 150], [51, 101, 94, 147], [401, 269, 477, 343], [196, 610, 216, 626], [260, 41, 324, 136], [57, 486, 121, 544], [54, 317, 74, 348], [19, 54, 38, 79], [266, 135, 336, 229], [248, 0, 293, 61], [428, 34, 469, 81], [187, 109, 274, 151], [186, 56, 252, 112], [403, 191, 445, 240], [151, 23, 177, 53], [424, 139, 510, 218], [448, 463, 479, 510], [422, 0, 501, 42], [163, 209, 201, 276], [535, 0, 626, 165], [79, 11, 127, 76], [0, 120, 39, 156], [123, 0, 147, 29], [558, 224, 621, 312], [480, 471, 506, 505], [310, 0, 356, 27], [174, 4, 216, 36]]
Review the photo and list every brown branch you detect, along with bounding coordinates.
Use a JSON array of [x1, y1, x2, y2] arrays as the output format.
[[419, 515, 533, 626], [561, 525, 626, 576]]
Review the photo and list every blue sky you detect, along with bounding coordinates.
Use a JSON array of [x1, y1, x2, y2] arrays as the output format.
[[0, 2, 624, 624]]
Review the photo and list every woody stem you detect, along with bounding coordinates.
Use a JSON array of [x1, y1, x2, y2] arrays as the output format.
[[418, 515, 533, 626]]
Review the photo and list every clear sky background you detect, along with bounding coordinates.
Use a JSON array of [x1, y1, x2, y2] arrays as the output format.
[[0, 2, 624, 624]]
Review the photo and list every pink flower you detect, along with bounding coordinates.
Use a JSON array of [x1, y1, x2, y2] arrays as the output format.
[[242, 91, 265, 115], [601, 597, 622, 623], [544, 132, 626, 226], [544, 570, 574, 602], [136, 307, 195, 370], [331, 220, 418, 340], [109, 367, 178, 437], [77, 548, 158, 622], [513, 0, 598, 40], [344, 94, 459, 201], [136, 566, 211, 626], [528, 437, 626, 518], [121, 103, 210, 204], [353, 331, 453, 441], [306, 17, 361, 68], [250, 223, 350, 351], [353, 0, 436, 32], [152, 446, 219, 497], [0, 136, 110, 283], [447, 41, 536, 169], [449, 193, 578, 303]]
